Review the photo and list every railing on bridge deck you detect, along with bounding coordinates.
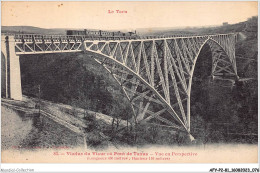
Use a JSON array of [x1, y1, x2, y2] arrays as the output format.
[[12, 34, 187, 42], [1, 32, 238, 42]]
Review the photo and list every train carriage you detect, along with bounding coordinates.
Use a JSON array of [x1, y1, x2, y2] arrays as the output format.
[[66, 29, 137, 38]]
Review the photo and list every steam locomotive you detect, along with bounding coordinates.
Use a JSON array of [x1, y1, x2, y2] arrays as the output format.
[[66, 29, 137, 37]]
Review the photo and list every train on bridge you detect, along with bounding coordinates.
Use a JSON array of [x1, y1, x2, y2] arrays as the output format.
[[66, 29, 138, 38]]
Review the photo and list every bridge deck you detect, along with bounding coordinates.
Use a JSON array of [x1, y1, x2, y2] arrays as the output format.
[[2, 33, 238, 42]]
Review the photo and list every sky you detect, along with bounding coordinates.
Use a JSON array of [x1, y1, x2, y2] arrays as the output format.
[[1, 1, 258, 30]]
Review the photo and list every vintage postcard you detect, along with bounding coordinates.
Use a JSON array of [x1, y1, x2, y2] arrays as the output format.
[[1, 1, 258, 167]]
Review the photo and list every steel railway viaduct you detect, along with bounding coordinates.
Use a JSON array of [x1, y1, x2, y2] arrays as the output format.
[[1, 33, 241, 139]]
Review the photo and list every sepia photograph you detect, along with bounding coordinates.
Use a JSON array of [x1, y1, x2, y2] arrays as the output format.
[[1, 1, 258, 169]]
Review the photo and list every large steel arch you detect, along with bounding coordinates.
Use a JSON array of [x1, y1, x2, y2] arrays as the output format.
[[7, 33, 238, 139], [187, 37, 238, 133], [84, 50, 188, 132], [81, 34, 238, 139]]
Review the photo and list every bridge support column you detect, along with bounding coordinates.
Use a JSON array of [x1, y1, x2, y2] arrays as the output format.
[[1, 35, 22, 100]]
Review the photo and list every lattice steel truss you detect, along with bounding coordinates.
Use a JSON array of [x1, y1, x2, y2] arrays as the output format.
[[12, 33, 238, 137]]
